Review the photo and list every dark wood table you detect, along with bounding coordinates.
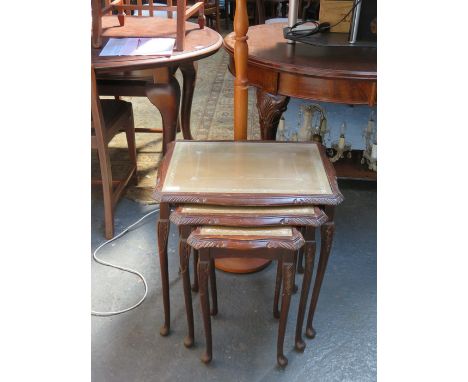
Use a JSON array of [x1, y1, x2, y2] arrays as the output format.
[[92, 16, 223, 154], [152, 140, 343, 337], [223, 23, 377, 177]]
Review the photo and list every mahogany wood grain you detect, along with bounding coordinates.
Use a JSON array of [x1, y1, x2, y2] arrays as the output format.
[[224, 23, 377, 81]]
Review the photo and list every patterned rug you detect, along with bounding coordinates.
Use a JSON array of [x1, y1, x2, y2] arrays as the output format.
[[92, 47, 261, 204]]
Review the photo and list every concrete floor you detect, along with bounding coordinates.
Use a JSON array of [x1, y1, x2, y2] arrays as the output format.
[[91, 180, 376, 382]]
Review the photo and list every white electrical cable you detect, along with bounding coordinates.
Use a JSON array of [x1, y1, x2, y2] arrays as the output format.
[[91, 207, 160, 317]]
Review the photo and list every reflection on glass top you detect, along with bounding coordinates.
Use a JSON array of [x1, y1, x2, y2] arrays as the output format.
[[181, 205, 316, 215], [163, 141, 332, 195], [199, 226, 293, 237]]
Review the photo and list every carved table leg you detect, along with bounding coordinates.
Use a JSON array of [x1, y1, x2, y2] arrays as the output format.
[[179, 62, 197, 140], [179, 226, 195, 347], [256, 88, 290, 140], [146, 67, 181, 155], [293, 252, 299, 294], [273, 259, 282, 319], [209, 258, 218, 316], [198, 252, 212, 364], [295, 226, 316, 351], [277, 259, 295, 368], [157, 202, 171, 336], [297, 226, 306, 273], [306, 206, 335, 339], [192, 249, 199, 291]]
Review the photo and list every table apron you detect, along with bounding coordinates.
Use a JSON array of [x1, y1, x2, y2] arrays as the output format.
[[277, 73, 376, 106], [228, 58, 376, 106]]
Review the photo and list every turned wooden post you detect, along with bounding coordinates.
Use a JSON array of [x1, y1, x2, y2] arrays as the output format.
[[233, 0, 249, 140], [91, 0, 102, 48]]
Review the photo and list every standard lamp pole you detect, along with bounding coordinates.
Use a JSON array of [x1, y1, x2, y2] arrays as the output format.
[[233, 0, 249, 140]]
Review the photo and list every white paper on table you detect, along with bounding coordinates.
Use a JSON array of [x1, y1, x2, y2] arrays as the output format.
[[99, 38, 175, 57]]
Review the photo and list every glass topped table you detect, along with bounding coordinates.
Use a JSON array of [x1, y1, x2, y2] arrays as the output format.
[[154, 141, 342, 205], [153, 140, 343, 336]]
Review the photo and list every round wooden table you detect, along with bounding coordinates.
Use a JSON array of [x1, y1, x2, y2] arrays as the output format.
[[222, 22, 376, 273], [92, 16, 223, 154], [223, 22, 377, 140]]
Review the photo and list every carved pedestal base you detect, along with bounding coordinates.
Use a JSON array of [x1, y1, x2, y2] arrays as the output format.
[[256, 89, 290, 140]]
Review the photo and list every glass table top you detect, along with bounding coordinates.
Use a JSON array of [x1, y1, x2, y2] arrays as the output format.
[[199, 226, 294, 237], [162, 141, 332, 195], [180, 205, 317, 215]]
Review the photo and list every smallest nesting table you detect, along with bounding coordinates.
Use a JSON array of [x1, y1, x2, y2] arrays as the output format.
[[188, 225, 305, 367], [153, 140, 343, 338]]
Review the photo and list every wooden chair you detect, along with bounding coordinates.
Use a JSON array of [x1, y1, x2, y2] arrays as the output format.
[[203, 0, 221, 31], [187, 226, 305, 366], [91, 66, 138, 239], [92, 0, 207, 154], [92, 0, 206, 51]]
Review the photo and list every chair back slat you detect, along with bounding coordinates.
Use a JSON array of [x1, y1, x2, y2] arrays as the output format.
[[137, 0, 143, 16]]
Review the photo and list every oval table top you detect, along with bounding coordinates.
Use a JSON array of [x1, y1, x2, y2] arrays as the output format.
[[224, 23, 376, 81], [92, 16, 223, 72]]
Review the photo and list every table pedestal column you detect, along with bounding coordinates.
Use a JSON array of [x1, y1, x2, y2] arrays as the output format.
[[215, 91, 291, 274], [215, 257, 271, 274]]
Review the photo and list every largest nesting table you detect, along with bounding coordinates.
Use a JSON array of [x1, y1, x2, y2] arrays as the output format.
[[153, 140, 343, 336]]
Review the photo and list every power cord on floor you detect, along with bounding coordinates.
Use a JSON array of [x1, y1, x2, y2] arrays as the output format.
[[91, 207, 160, 317]]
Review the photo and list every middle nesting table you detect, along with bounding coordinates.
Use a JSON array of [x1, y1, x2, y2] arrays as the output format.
[[153, 140, 344, 339]]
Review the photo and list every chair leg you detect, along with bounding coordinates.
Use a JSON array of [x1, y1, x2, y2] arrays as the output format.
[[215, 6, 221, 32], [124, 110, 138, 185], [295, 227, 316, 351], [209, 258, 218, 316], [180, 62, 197, 140], [179, 227, 195, 348], [306, 221, 335, 339], [198, 255, 212, 364], [273, 259, 282, 319], [192, 249, 199, 291], [277, 260, 295, 368], [96, 146, 114, 239]]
